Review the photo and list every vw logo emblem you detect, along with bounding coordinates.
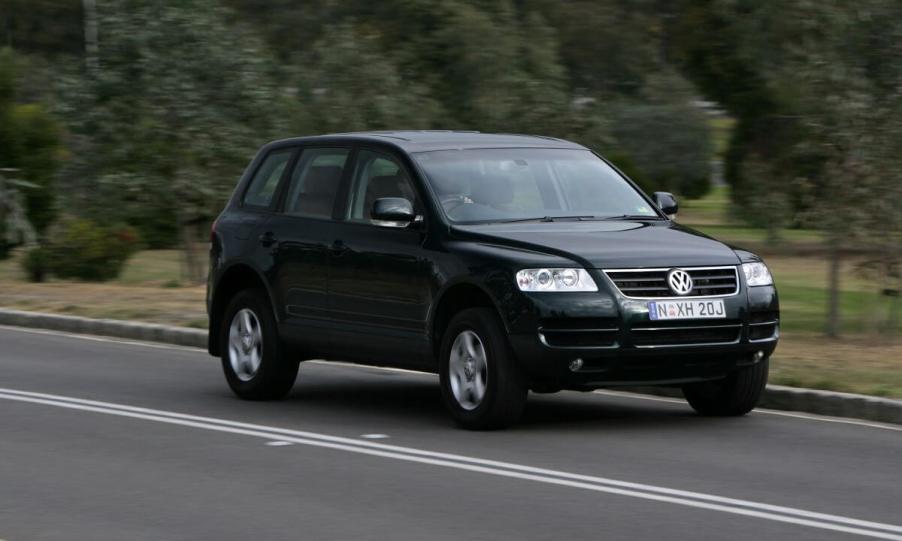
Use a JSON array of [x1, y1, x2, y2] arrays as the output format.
[[667, 269, 693, 295]]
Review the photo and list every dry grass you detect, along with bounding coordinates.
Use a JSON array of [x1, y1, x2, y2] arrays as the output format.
[[771, 333, 902, 397], [0, 281, 208, 328], [0, 249, 207, 328]]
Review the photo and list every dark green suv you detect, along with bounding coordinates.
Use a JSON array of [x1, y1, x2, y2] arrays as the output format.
[[208, 131, 779, 429]]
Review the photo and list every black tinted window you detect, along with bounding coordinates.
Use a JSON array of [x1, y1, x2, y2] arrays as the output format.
[[243, 149, 293, 207], [284, 148, 349, 219]]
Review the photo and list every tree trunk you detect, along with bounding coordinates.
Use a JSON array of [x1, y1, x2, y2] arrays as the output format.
[[179, 218, 205, 285], [184, 226, 208, 284], [83, 0, 99, 72], [885, 247, 901, 336], [887, 293, 899, 336], [825, 239, 841, 337], [765, 222, 782, 246]]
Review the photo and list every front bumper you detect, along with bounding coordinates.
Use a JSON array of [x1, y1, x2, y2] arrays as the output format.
[[505, 281, 779, 390]]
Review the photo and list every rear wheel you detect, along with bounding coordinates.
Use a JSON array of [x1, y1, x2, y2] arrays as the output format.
[[439, 308, 528, 430], [220, 289, 298, 400], [682, 357, 769, 416]]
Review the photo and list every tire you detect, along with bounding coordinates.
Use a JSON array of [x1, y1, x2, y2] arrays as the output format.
[[682, 357, 769, 416], [439, 308, 528, 430], [220, 289, 298, 400]]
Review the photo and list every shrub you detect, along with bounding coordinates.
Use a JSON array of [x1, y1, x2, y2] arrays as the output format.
[[609, 102, 713, 199], [45, 218, 140, 281], [21, 245, 50, 282]]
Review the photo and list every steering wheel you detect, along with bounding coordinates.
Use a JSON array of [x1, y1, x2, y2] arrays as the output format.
[[441, 195, 469, 213]]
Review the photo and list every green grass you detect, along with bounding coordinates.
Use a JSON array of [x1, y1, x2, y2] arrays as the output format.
[[115, 250, 184, 285], [678, 185, 823, 245], [777, 286, 898, 334], [687, 224, 823, 245], [675, 185, 732, 226]]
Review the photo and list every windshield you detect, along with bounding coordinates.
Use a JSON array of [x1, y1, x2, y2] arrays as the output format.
[[412, 148, 660, 224]]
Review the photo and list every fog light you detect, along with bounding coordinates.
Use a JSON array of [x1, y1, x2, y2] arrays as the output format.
[[569, 358, 584, 372], [754, 350, 765, 362]]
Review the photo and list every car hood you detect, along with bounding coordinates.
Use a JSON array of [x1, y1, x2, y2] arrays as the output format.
[[450, 221, 742, 269]]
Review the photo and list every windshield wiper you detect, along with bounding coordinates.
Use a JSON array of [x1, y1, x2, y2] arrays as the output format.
[[599, 214, 664, 221], [501, 215, 598, 223]]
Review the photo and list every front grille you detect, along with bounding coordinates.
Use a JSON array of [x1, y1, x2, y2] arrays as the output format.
[[538, 318, 619, 349], [631, 320, 741, 347], [604, 266, 739, 298]]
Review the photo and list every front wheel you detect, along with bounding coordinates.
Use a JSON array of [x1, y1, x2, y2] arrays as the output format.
[[439, 308, 528, 430], [682, 357, 769, 416], [220, 289, 298, 400]]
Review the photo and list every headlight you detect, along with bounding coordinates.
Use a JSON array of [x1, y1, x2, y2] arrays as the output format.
[[742, 262, 773, 286], [516, 268, 598, 292]]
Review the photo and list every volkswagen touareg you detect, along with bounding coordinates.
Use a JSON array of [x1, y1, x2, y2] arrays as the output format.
[[207, 131, 779, 429]]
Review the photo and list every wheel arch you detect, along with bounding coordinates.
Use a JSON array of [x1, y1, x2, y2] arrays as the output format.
[[429, 281, 508, 358], [208, 262, 277, 356]]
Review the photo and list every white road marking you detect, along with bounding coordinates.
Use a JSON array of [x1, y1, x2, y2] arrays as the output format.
[[1, 387, 901, 540], [265, 440, 294, 446], [360, 434, 390, 439], [1, 324, 900, 432]]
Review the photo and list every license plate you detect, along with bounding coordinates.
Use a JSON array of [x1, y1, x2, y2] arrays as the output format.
[[648, 299, 726, 320]]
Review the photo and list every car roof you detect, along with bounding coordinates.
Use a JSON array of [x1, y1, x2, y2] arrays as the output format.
[[266, 131, 587, 153]]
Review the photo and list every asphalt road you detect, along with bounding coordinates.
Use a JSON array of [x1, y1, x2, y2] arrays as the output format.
[[1, 325, 900, 541]]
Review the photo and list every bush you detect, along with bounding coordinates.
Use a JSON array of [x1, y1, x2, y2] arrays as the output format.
[[609, 102, 713, 199], [21, 245, 50, 282], [45, 218, 139, 281]]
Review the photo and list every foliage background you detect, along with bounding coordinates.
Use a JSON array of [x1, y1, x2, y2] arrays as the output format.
[[0, 0, 900, 337]]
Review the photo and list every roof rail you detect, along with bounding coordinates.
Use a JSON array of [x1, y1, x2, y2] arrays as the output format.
[[331, 131, 412, 141], [494, 132, 568, 143]]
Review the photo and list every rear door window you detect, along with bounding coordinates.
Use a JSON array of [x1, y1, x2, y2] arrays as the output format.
[[283, 148, 350, 219], [243, 149, 294, 208]]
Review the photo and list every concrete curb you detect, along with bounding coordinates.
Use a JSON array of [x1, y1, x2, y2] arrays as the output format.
[[0, 308, 207, 349], [1, 308, 900, 426], [628, 385, 902, 426], [760, 385, 902, 425]]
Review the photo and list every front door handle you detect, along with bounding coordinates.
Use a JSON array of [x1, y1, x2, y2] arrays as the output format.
[[259, 231, 278, 247], [330, 240, 349, 255]]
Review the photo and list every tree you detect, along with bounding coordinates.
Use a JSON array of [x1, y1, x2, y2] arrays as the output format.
[[527, 0, 661, 98], [668, 0, 804, 216], [56, 0, 287, 280], [0, 168, 37, 258], [298, 22, 441, 133], [0, 1, 85, 57], [774, 0, 902, 336], [0, 48, 60, 239], [605, 71, 713, 197]]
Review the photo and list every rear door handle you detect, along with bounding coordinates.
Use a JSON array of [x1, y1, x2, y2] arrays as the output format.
[[259, 231, 278, 247]]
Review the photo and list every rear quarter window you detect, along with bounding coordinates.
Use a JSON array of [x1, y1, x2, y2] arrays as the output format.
[[243, 149, 294, 207]]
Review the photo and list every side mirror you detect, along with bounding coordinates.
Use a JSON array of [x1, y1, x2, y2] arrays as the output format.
[[372, 197, 416, 224], [652, 192, 678, 217]]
